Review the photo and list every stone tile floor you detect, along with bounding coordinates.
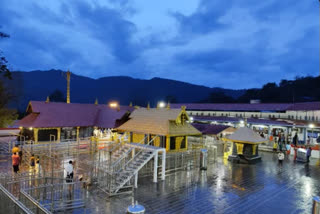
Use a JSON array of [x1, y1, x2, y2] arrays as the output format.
[[1, 137, 320, 214], [83, 152, 320, 214]]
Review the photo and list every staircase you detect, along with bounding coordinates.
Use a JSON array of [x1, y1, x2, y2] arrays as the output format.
[[97, 136, 164, 196], [111, 149, 156, 194]]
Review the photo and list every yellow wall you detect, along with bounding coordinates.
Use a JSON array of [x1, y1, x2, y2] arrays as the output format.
[[132, 133, 145, 143]]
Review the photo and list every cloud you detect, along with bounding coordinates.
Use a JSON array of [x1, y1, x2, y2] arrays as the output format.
[[0, 0, 318, 89]]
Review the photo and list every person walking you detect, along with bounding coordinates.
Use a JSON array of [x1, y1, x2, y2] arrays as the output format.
[[278, 152, 284, 166], [293, 133, 298, 146], [306, 147, 312, 163], [65, 160, 74, 194], [273, 141, 278, 152], [12, 152, 20, 173]]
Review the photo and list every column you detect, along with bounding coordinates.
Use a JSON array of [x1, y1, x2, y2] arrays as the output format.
[[134, 173, 138, 188], [166, 135, 170, 152], [153, 152, 158, 183], [34, 128, 38, 143], [57, 128, 61, 142], [303, 128, 307, 144], [76, 126, 80, 141], [161, 151, 166, 180]]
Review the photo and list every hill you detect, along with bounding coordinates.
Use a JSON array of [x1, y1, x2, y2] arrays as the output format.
[[3, 70, 245, 111]]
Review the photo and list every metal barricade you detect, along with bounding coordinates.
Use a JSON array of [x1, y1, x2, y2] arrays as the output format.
[[0, 184, 33, 214]]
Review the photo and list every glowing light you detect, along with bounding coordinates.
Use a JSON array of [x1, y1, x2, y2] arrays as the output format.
[[19, 126, 23, 130], [109, 102, 118, 108], [240, 120, 244, 124], [29, 127, 33, 131], [189, 116, 194, 121], [309, 124, 314, 129], [158, 101, 165, 108]]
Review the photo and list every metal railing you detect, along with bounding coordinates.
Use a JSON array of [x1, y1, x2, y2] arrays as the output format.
[[0, 184, 34, 214]]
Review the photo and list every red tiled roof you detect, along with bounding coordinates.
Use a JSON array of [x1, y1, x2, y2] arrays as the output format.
[[171, 102, 320, 111], [18, 101, 134, 128]]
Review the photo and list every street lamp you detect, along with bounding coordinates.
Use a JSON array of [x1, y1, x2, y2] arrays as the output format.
[[109, 102, 118, 108], [158, 101, 165, 108]]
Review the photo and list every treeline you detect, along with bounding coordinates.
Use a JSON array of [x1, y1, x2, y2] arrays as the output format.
[[202, 76, 320, 103]]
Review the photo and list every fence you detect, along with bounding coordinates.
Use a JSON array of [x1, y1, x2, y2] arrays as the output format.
[[0, 184, 33, 214]]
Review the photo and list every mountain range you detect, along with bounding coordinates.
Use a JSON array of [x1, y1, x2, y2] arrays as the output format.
[[4, 70, 245, 111]]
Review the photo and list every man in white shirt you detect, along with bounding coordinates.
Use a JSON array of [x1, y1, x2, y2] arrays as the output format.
[[278, 152, 284, 166]]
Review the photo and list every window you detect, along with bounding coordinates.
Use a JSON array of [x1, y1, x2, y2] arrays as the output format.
[[190, 112, 193, 116], [170, 137, 176, 150], [201, 112, 204, 116]]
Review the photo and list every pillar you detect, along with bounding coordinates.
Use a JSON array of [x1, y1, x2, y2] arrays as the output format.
[[166, 135, 170, 152], [134, 173, 138, 188], [153, 152, 158, 183], [76, 126, 80, 141], [303, 128, 307, 144], [161, 151, 166, 180], [268, 126, 272, 137], [57, 128, 61, 142], [34, 128, 38, 143]]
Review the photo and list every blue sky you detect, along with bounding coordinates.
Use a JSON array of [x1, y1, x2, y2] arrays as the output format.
[[0, 0, 318, 89]]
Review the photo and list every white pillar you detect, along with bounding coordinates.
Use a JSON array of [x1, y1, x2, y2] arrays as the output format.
[[303, 128, 307, 143], [134, 173, 138, 188], [153, 152, 158, 183], [161, 150, 166, 180]]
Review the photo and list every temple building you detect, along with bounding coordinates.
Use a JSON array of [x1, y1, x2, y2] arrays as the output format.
[[117, 106, 201, 152], [226, 127, 267, 164], [18, 101, 134, 142]]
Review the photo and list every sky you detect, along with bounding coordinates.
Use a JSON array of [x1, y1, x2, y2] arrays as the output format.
[[0, 0, 319, 89]]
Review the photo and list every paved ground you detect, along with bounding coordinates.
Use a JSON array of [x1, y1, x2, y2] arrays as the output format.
[[83, 152, 320, 214], [1, 137, 320, 214]]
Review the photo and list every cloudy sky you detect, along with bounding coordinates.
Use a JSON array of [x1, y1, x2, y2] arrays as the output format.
[[0, 0, 318, 89]]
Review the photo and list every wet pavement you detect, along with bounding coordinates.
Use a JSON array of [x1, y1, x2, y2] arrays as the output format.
[[1, 136, 320, 214], [84, 152, 320, 214]]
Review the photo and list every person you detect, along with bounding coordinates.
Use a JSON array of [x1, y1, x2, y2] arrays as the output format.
[[293, 147, 297, 161], [30, 154, 35, 167], [293, 133, 298, 146], [35, 159, 42, 176], [12, 144, 19, 154], [12, 152, 20, 173], [279, 141, 283, 151], [273, 141, 278, 152], [306, 147, 312, 163], [65, 160, 74, 193], [278, 152, 284, 166]]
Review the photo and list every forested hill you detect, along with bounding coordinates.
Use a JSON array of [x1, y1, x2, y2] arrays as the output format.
[[3, 70, 244, 111]]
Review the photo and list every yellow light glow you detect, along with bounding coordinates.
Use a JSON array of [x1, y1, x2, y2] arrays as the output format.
[[109, 102, 118, 108], [19, 126, 23, 130], [29, 127, 33, 131], [158, 101, 165, 108], [309, 124, 314, 129]]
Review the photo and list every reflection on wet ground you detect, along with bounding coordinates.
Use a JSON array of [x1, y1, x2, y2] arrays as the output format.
[[1, 136, 319, 214], [84, 152, 320, 214]]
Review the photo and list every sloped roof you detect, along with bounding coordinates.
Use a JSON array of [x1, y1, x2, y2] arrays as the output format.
[[18, 101, 134, 128], [192, 123, 235, 135], [171, 102, 320, 112], [226, 127, 267, 144], [117, 108, 201, 136]]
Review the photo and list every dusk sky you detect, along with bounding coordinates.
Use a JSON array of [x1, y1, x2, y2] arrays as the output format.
[[0, 0, 318, 89]]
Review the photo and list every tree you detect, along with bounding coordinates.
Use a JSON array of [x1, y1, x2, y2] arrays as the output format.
[[49, 89, 66, 102], [0, 31, 11, 79], [202, 92, 234, 103], [0, 31, 17, 127]]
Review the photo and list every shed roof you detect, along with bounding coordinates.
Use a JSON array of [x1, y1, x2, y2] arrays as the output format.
[[192, 123, 234, 135], [18, 101, 134, 128], [171, 102, 320, 112], [117, 108, 201, 136], [226, 127, 267, 144]]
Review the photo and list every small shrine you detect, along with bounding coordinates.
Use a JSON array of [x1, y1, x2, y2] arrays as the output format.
[[227, 126, 267, 164]]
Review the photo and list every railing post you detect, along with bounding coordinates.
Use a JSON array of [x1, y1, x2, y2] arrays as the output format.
[[153, 152, 158, 183], [161, 151, 166, 181]]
